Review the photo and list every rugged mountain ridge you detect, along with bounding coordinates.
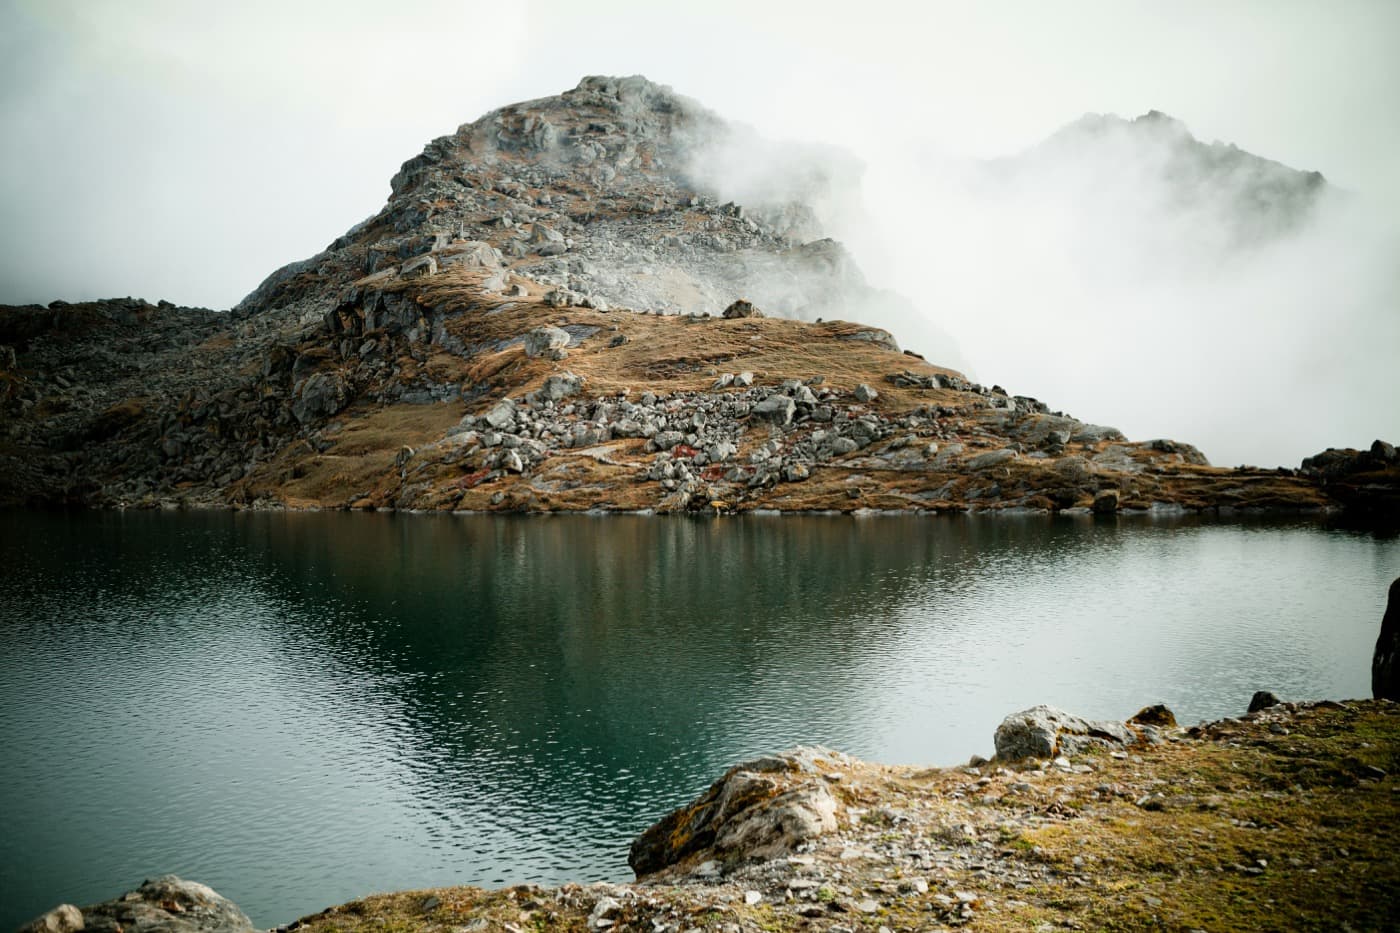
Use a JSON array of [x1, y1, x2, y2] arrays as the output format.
[[0, 77, 1395, 518], [999, 108, 1331, 246]]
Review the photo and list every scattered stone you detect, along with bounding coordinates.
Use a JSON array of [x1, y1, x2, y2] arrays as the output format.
[[533, 371, 585, 403], [853, 383, 878, 403]]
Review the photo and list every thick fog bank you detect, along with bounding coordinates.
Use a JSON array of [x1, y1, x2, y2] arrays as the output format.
[[699, 115, 1398, 468]]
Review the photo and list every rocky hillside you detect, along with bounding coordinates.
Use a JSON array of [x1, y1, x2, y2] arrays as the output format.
[[0, 76, 1395, 519], [22, 697, 1399, 933]]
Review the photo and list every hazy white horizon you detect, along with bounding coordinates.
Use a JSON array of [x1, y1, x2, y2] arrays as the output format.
[[2, 0, 1397, 466]]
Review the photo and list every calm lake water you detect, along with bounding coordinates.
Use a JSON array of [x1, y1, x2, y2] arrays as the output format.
[[1, 510, 1396, 928]]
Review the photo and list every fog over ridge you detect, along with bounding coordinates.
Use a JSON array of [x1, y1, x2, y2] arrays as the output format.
[[3, 0, 1397, 469], [688, 106, 1398, 469]]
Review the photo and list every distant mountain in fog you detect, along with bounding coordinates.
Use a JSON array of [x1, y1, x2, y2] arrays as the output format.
[[989, 109, 1331, 250]]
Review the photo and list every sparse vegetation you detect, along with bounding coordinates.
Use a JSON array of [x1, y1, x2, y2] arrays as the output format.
[[273, 701, 1397, 933]]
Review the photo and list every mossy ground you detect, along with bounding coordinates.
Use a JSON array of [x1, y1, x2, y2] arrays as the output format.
[[280, 701, 1397, 933]]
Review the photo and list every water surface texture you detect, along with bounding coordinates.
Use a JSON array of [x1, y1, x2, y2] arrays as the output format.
[[1, 511, 1395, 928]]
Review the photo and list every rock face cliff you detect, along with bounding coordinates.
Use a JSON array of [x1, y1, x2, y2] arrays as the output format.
[[0, 76, 1393, 517]]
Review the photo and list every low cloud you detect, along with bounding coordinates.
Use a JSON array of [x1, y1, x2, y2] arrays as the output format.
[[691, 110, 1399, 467]]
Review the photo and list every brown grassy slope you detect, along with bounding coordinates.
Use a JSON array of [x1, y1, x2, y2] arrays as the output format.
[[236, 271, 1330, 514]]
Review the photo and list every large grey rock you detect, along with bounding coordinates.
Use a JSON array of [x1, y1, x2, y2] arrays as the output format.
[[529, 223, 566, 255], [523, 326, 571, 359], [435, 240, 502, 270], [399, 253, 437, 276], [651, 431, 685, 451], [827, 436, 859, 456], [291, 371, 350, 424], [483, 399, 517, 430], [1070, 423, 1126, 444], [993, 705, 1135, 761], [967, 448, 1016, 470], [837, 328, 899, 352], [628, 747, 844, 877], [750, 395, 795, 426], [532, 371, 585, 403], [22, 876, 254, 933], [19, 904, 83, 933]]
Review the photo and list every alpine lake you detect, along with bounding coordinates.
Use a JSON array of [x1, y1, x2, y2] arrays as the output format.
[[2, 509, 1396, 929]]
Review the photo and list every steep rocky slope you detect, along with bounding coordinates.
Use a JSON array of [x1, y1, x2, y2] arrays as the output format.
[[0, 77, 1394, 518]]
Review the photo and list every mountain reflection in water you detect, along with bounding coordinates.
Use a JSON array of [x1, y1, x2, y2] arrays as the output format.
[[1, 511, 1394, 929]]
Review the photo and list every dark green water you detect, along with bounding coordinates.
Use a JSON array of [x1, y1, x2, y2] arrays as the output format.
[[1, 510, 1395, 929]]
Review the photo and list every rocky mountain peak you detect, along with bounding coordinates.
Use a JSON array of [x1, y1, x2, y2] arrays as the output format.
[[234, 75, 869, 334], [389, 75, 719, 198], [1017, 107, 1329, 244]]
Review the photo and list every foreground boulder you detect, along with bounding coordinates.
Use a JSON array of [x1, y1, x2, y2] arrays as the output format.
[[628, 747, 846, 877], [993, 705, 1139, 761], [19, 877, 252, 933]]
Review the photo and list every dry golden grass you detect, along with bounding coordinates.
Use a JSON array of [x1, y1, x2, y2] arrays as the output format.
[[241, 272, 1332, 515], [278, 702, 1398, 933], [241, 403, 464, 508]]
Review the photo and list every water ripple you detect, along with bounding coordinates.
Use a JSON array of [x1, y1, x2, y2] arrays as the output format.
[[1, 511, 1395, 928]]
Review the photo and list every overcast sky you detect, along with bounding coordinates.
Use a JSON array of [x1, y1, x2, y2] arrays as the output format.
[[2, 0, 1397, 464]]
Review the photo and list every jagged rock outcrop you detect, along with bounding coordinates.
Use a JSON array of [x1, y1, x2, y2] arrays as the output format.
[[19, 877, 253, 933], [628, 747, 847, 877], [993, 706, 1139, 761], [231, 75, 906, 334]]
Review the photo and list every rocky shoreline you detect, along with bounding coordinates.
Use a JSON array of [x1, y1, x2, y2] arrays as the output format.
[[21, 697, 1398, 933]]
